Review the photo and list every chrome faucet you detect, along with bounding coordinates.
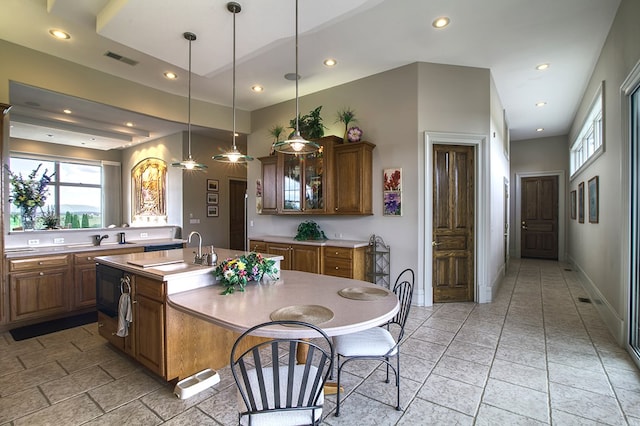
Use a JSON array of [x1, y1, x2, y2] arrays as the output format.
[[188, 231, 203, 264], [93, 234, 109, 246]]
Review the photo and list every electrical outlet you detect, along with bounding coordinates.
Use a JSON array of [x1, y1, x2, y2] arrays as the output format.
[[28, 239, 40, 245], [189, 219, 200, 224], [54, 238, 65, 244], [140, 232, 148, 238]]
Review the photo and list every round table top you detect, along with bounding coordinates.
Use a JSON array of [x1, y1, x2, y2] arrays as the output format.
[[167, 270, 399, 338]]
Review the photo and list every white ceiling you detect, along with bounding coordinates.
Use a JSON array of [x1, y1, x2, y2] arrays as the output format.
[[0, 0, 621, 150]]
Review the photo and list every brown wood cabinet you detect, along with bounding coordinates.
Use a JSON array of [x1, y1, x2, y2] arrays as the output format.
[[323, 246, 366, 280], [73, 247, 143, 310], [259, 136, 374, 215], [8, 255, 70, 322], [134, 275, 165, 377], [333, 141, 375, 215], [264, 242, 322, 273], [258, 155, 278, 214], [248, 239, 268, 253]]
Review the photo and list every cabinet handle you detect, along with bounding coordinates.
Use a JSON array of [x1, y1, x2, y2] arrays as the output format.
[[335, 266, 339, 270], [335, 207, 339, 211], [39, 272, 44, 276], [38, 261, 44, 265], [335, 251, 339, 255], [87, 257, 92, 261], [98, 322, 104, 328]]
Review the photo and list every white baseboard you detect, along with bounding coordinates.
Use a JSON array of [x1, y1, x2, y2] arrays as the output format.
[[567, 256, 625, 346]]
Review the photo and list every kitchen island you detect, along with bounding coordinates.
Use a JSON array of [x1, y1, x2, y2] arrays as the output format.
[[93, 248, 282, 382], [94, 248, 398, 383]]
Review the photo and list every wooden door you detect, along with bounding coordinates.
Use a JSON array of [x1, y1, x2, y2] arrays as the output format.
[[291, 245, 321, 273], [258, 156, 278, 214], [229, 179, 247, 251], [9, 269, 69, 321], [432, 145, 475, 302], [521, 176, 558, 259], [266, 243, 292, 270]]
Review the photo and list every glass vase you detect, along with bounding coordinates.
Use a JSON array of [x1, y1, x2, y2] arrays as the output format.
[[20, 206, 37, 231]]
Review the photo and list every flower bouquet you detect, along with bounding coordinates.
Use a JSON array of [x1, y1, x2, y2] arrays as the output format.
[[4, 163, 55, 230], [215, 252, 278, 295]]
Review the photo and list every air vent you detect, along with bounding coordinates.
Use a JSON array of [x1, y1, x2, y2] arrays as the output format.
[[578, 297, 592, 303], [104, 51, 138, 66]]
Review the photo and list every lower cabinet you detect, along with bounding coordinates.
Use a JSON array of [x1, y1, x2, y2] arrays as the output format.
[[73, 247, 143, 310], [264, 242, 321, 273], [98, 271, 265, 381], [323, 246, 366, 280], [8, 255, 70, 322]]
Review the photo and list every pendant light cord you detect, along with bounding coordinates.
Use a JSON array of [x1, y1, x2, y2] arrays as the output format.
[[187, 34, 193, 158], [232, 5, 237, 151], [295, 0, 300, 136]]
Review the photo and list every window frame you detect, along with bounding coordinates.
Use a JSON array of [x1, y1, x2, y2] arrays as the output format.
[[6, 153, 104, 229], [570, 81, 605, 179]]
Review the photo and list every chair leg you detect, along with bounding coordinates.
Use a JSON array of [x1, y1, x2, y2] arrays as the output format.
[[395, 353, 401, 411], [385, 356, 390, 383], [335, 355, 342, 417]]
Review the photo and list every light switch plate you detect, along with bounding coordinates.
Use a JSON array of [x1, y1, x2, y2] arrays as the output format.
[[140, 232, 148, 238], [54, 238, 65, 244], [28, 239, 40, 245]]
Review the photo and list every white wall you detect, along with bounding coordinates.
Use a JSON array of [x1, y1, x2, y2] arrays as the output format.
[[249, 62, 503, 306], [566, 0, 640, 343]]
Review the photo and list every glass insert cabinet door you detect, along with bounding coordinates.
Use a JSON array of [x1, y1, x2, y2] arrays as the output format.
[[281, 146, 325, 212]]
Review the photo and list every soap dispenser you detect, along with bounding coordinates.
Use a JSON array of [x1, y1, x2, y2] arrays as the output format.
[[209, 245, 218, 266]]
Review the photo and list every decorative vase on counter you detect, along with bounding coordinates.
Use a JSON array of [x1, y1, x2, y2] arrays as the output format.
[[20, 206, 37, 231]]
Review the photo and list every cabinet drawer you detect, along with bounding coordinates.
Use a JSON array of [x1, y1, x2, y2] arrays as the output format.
[[248, 240, 267, 253], [9, 255, 70, 272], [324, 257, 354, 278], [136, 275, 166, 302], [324, 246, 353, 260]]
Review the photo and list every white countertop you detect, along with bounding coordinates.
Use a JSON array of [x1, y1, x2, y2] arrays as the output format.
[[250, 235, 369, 248], [167, 270, 399, 339], [4, 238, 185, 259]]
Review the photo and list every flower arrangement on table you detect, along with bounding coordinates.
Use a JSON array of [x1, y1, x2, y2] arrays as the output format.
[[214, 252, 279, 295], [4, 163, 55, 230]]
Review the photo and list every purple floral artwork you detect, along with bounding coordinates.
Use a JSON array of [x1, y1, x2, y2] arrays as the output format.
[[384, 191, 402, 216]]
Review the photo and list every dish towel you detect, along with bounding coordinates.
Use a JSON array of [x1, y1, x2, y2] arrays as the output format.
[[116, 292, 132, 337]]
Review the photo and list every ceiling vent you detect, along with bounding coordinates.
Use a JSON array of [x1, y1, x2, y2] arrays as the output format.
[[104, 51, 138, 66]]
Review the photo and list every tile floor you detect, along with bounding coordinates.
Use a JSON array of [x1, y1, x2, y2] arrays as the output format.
[[2, 258, 640, 425]]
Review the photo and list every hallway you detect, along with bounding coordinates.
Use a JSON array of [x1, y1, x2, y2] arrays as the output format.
[[1, 259, 639, 424]]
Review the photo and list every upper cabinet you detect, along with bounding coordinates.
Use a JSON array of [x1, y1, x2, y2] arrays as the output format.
[[259, 136, 374, 216]]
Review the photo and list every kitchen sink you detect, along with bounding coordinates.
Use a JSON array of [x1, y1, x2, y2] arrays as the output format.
[[149, 262, 196, 272]]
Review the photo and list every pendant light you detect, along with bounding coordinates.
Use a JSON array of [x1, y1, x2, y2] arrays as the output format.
[[172, 32, 207, 170], [272, 0, 320, 155], [213, 2, 253, 163]]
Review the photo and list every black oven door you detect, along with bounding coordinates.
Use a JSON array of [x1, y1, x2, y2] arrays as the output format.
[[96, 263, 128, 318]]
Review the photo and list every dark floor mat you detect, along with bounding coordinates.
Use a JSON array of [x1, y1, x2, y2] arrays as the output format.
[[9, 311, 97, 341]]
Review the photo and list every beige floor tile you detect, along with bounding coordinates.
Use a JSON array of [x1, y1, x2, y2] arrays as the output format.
[[445, 339, 497, 365], [13, 394, 102, 426], [83, 400, 162, 425], [197, 385, 243, 426], [40, 365, 114, 404], [0, 387, 50, 424], [140, 381, 217, 420], [489, 358, 548, 392], [162, 407, 218, 425], [0, 361, 67, 397], [495, 342, 547, 370], [324, 391, 404, 425], [417, 374, 483, 416], [88, 369, 163, 412], [397, 397, 474, 425], [475, 403, 547, 425], [482, 378, 549, 423], [549, 382, 625, 424], [548, 361, 613, 396], [432, 355, 490, 387]]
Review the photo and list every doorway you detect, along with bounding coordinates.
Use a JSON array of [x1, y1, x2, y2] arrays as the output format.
[[432, 144, 475, 302], [520, 175, 559, 260], [229, 179, 247, 251]]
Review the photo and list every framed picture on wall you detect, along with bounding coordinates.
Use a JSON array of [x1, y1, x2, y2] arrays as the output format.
[[207, 192, 218, 204], [207, 179, 219, 192], [578, 182, 585, 223], [589, 176, 599, 223], [570, 190, 577, 220], [207, 205, 219, 217]]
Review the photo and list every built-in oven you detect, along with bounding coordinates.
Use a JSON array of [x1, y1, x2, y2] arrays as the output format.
[[143, 243, 184, 252], [96, 263, 132, 318]]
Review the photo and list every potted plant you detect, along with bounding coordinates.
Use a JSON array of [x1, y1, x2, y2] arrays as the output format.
[[289, 106, 326, 140], [268, 124, 285, 155], [40, 206, 59, 229], [294, 220, 327, 241], [336, 107, 358, 142]]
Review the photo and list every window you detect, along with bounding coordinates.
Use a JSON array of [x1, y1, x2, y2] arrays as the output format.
[[570, 82, 604, 177], [7, 155, 103, 230]]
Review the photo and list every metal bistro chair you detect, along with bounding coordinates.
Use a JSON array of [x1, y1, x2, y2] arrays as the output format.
[[230, 320, 334, 426], [332, 268, 414, 416]]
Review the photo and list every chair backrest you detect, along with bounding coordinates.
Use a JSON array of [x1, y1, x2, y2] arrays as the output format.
[[390, 268, 414, 341], [230, 320, 334, 423]]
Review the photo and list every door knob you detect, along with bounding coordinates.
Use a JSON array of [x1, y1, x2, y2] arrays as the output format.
[[432, 241, 442, 247]]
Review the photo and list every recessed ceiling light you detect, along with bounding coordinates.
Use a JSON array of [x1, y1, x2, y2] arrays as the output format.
[[536, 63, 550, 71], [63, 109, 72, 114], [251, 85, 264, 92], [432, 17, 450, 29], [49, 29, 70, 40], [125, 122, 134, 127], [164, 71, 178, 80], [323, 58, 337, 67], [536, 128, 544, 132], [536, 102, 547, 107]]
